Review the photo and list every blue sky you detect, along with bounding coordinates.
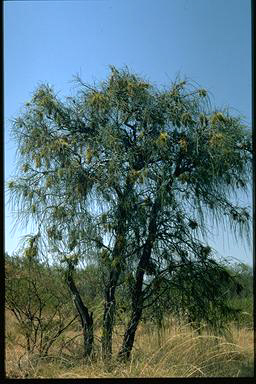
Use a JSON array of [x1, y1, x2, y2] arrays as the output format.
[[4, 0, 252, 264]]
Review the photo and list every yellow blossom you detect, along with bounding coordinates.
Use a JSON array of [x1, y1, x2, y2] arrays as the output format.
[[159, 132, 169, 142], [179, 138, 188, 152], [21, 164, 29, 173], [156, 132, 169, 147], [86, 147, 93, 163], [45, 176, 52, 188], [34, 156, 41, 168], [209, 132, 224, 147], [88, 92, 106, 106], [210, 112, 226, 125]]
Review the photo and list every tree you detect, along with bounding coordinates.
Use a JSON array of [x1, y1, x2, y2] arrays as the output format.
[[8, 66, 252, 362], [223, 262, 253, 329], [5, 251, 77, 358]]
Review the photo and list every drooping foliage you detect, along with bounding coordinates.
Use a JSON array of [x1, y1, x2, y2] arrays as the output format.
[[8, 66, 252, 360]]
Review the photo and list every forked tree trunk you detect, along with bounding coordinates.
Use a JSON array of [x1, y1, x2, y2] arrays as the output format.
[[117, 251, 146, 361], [101, 179, 137, 360], [101, 189, 131, 360], [102, 267, 120, 360], [66, 264, 94, 358], [102, 286, 116, 360], [118, 198, 160, 361]]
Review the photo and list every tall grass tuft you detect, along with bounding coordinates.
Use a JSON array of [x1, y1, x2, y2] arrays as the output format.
[[5, 311, 254, 378]]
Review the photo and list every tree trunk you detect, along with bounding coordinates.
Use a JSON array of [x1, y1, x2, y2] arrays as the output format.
[[102, 282, 116, 360], [117, 244, 148, 361], [118, 198, 160, 361], [102, 266, 121, 360], [118, 303, 143, 361], [101, 226, 131, 360], [101, 181, 133, 360], [66, 263, 94, 358]]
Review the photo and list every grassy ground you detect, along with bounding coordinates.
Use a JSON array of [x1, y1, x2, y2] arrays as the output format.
[[5, 309, 254, 378]]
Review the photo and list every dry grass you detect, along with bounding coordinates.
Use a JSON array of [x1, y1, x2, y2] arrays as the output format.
[[5, 310, 254, 378]]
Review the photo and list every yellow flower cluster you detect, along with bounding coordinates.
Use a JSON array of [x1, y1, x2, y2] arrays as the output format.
[[156, 132, 169, 147], [7, 181, 15, 189], [58, 138, 69, 147], [127, 81, 150, 96], [210, 112, 226, 125], [128, 169, 141, 182], [179, 138, 188, 152], [88, 92, 106, 106], [159, 132, 169, 142], [45, 176, 53, 188], [209, 132, 224, 147], [22, 163, 29, 173], [57, 168, 64, 178], [49, 138, 69, 153], [86, 147, 93, 163], [34, 156, 41, 168]]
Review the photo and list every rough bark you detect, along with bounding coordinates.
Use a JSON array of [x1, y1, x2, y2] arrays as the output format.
[[118, 198, 160, 361], [102, 267, 120, 360], [101, 229, 126, 359], [117, 240, 152, 361], [101, 181, 133, 360], [66, 263, 94, 358]]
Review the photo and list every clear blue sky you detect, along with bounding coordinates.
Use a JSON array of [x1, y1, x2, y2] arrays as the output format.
[[4, 0, 252, 265]]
